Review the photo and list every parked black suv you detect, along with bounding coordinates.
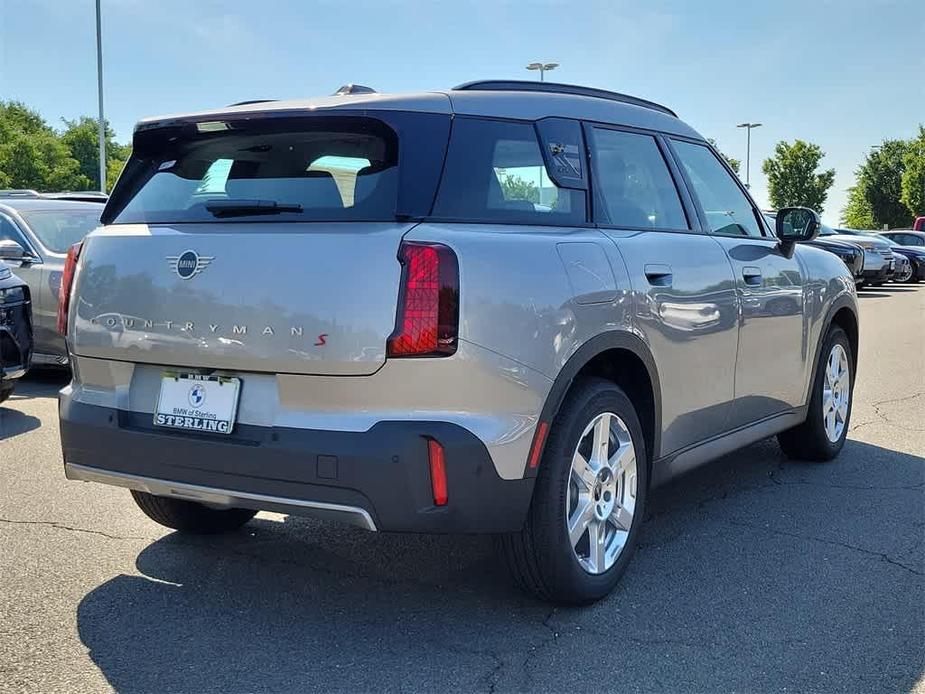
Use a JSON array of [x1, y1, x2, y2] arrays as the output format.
[[0, 260, 33, 403]]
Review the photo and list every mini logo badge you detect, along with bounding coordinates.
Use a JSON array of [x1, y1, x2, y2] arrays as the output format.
[[167, 250, 214, 279], [188, 384, 206, 408]]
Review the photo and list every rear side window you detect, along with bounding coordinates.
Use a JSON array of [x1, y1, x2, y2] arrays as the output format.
[[109, 116, 426, 224], [671, 140, 765, 238], [432, 118, 586, 225], [590, 128, 688, 230]]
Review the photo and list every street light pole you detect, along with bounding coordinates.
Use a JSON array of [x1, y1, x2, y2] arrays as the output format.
[[526, 62, 558, 82], [736, 122, 762, 188], [95, 0, 106, 193]]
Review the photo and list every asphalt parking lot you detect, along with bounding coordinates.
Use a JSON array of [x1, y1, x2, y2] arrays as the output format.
[[1, 285, 923, 694]]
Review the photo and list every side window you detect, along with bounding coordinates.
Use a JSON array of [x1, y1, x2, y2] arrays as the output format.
[[672, 140, 765, 238], [432, 118, 586, 224], [590, 128, 688, 230]]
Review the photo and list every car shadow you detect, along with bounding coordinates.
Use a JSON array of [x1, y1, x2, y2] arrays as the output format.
[[76, 438, 924, 693], [12, 369, 70, 399], [856, 291, 890, 298], [0, 404, 41, 439]]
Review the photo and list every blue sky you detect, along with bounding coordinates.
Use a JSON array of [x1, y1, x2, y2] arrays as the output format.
[[2, 0, 923, 222]]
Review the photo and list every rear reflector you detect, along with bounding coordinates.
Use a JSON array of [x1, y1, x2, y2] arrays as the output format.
[[427, 439, 448, 506], [387, 242, 458, 357], [528, 421, 550, 469], [56, 241, 83, 336]]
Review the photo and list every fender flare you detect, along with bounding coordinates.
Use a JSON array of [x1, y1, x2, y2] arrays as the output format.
[[804, 291, 859, 407], [525, 331, 662, 477]]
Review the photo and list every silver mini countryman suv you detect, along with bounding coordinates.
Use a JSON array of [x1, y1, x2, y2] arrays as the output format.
[[59, 81, 859, 604]]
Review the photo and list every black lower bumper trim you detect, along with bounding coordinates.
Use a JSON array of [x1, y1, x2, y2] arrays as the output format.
[[59, 399, 535, 533]]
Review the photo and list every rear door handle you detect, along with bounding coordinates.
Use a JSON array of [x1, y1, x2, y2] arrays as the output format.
[[644, 264, 673, 287], [742, 266, 763, 286]]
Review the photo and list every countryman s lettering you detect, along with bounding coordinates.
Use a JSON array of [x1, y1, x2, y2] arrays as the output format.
[[58, 81, 859, 603]]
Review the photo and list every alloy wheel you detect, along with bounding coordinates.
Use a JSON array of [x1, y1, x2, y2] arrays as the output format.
[[822, 343, 850, 443], [566, 412, 637, 574]]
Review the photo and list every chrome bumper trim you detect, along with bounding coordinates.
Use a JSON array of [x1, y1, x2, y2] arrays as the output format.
[[64, 463, 378, 531]]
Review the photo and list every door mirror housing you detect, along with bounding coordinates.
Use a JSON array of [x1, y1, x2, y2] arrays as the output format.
[[775, 207, 820, 245], [0, 239, 26, 262]]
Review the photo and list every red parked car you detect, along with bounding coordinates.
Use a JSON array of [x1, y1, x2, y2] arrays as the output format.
[[914, 217, 924, 231]]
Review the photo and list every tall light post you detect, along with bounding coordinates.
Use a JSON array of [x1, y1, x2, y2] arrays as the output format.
[[526, 62, 558, 82], [95, 0, 106, 193], [736, 122, 762, 188]]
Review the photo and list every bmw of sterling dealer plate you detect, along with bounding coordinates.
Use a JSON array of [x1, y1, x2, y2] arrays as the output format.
[[154, 373, 241, 435]]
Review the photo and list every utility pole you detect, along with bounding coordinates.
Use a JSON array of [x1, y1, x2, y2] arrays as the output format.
[[737, 122, 762, 188], [95, 0, 106, 193]]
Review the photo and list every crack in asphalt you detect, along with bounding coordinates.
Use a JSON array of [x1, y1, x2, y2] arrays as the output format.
[[768, 469, 925, 491], [0, 517, 153, 542], [870, 391, 925, 432], [724, 518, 923, 577]]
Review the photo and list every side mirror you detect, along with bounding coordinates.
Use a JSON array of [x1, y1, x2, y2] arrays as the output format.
[[775, 207, 820, 245], [0, 239, 26, 263]]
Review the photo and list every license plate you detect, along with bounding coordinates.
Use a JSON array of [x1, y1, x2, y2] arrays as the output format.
[[154, 373, 241, 435]]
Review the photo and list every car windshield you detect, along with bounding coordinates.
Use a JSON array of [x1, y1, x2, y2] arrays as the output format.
[[19, 208, 102, 253]]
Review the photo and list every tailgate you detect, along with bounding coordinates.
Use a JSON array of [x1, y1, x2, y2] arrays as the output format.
[[71, 222, 412, 375]]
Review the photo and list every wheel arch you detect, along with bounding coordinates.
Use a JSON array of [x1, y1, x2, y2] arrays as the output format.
[[806, 293, 859, 406], [527, 331, 661, 478]]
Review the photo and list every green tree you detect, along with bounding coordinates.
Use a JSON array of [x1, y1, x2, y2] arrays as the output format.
[[855, 139, 913, 229], [707, 138, 740, 174], [0, 101, 90, 191], [841, 184, 875, 229], [498, 172, 539, 203], [61, 116, 131, 192], [900, 125, 925, 219], [761, 140, 835, 212]]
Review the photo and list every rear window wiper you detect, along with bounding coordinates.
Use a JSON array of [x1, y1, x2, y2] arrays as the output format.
[[204, 199, 304, 218]]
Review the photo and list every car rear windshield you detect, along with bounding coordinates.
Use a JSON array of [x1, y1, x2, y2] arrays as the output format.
[[19, 208, 102, 253], [110, 116, 404, 224]]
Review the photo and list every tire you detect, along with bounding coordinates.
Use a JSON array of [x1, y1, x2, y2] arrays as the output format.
[[0, 384, 13, 404], [778, 325, 853, 461], [498, 378, 648, 605], [894, 266, 913, 283], [130, 490, 256, 534]]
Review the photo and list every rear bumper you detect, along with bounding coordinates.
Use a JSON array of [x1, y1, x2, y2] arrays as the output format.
[[59, 399, 535, 533]]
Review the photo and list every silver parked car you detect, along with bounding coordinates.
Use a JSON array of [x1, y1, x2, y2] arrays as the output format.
[[822, 226, 895, 286], [58, 82, 859, 603], [0, 194, 104, 365]]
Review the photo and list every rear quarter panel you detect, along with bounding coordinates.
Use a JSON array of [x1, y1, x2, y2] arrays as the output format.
[[404, 223, 634, 379]]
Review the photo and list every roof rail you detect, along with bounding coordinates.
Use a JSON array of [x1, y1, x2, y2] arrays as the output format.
[[228, 99, 277, 107], [42, 191, 108, 203], [0, 189, 41, 198], [451, 80, 677, 117]]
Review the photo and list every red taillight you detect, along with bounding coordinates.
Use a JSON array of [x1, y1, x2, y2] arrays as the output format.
[[427, 439, 448, 506], [387, 242, 458, 357], [56, 241, 82, 336]]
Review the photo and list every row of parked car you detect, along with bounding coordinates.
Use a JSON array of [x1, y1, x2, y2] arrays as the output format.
[[764, 211, 925, 287], [0, 188, 922, 407]]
